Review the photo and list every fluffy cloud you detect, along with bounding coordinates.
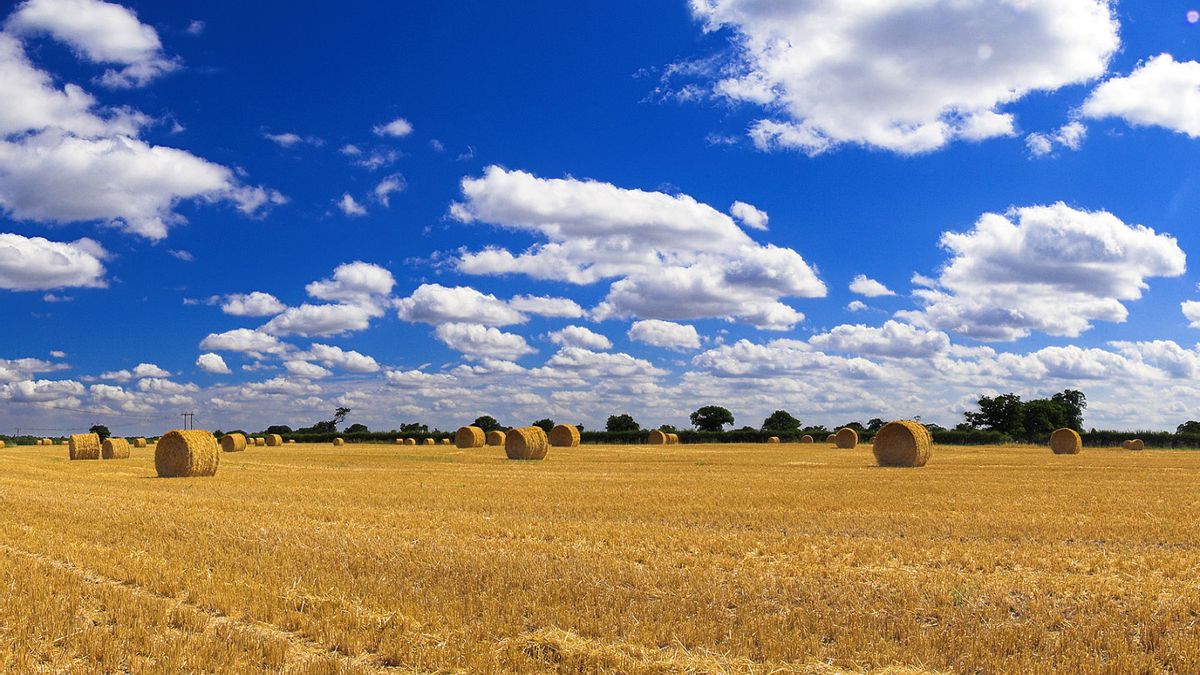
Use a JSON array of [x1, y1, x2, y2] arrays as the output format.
[[809, 321, 950, 359], [1026, 121, 1087, 157], [297, 343, 380, 373], [1183, 301, 1200, 329], [261, 303, 374, 337], [899, 203, 1186, 340], [373, 117, 413, 138], [6, 0, 178, 88], [395, 283, 525, 326], [548, 325, 612, 351], [337, 193, 367, 217], [0, 378, 84, 402], [199, 328, 289, 357], [848, 274, 895, 297], [689, 0, 1118, 154], [195, 352, 231, 374], [135, 377, 197, 394], [433, 323, 536, 361], [99, 362, 169, 381], [728, 200, 767, 230], [0, 233, 107, 290], [284, 360, 332, 379], [452, 166, 823, 329], [627, 319, 701, 351], [221, 291, 286, 317], [373, 174, 406, 206], [263, 132, 321, 148], [1083, 54, 1200, 138], [507, 294, 583, 318], [305, 261, 394, 312], [0, 357, 68, 383]]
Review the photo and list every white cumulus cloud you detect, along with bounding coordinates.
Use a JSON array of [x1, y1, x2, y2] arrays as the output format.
[[848, 274, 895, 297], [548, 325, 613, 351], [434, 323, 536, 361], [221, 292, 286, 317], [627, 319, 701, 351], [0, 233, 107, 290], [1084, 54, 1200, 138], [196, 352, 230, 374]]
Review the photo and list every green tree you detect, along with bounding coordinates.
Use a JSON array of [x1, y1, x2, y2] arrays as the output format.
[[605, 414, 640, 432], [333, 407, 351, 427], [840, 421, 867, 433], [399, 422, 428, 433], [89, 424, 111, 441], [761, 410, 801, 434], [866, 418, 886, 432], [658, 424, 678, 433], [1178, 420, 1200, 435], [345, 423, 369, 434], [964, 393, 1024, 436], [265, 425, 292, 435], [473, 415, 502, 432], [690, 406, 734, 432], [1051, 389, 1086, 430], [532, 418, 554, 433]]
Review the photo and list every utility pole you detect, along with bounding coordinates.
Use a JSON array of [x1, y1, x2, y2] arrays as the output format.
[[181, 412, 194, 430]]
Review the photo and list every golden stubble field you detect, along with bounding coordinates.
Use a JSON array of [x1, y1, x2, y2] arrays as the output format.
[[1, 440, 1199, 673]]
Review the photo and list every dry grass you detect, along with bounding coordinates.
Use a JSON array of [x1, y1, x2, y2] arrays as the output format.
[[3, 440, 1200, 672]]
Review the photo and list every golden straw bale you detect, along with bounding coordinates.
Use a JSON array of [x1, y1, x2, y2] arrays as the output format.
[[404, 438, 416, 446], [506, 426, 549, 460], [1049, 428, 1082, 455], [101, 437, 130, 459], [801, 435, 814, 444], [0, 440, 4, 449], [395, 438, 403, 444], [254, 437, 265, 446], [667, 433, 679, 444], [423, 438, 435, 445], [826, 434, 836, 443], [486, 430, 506, 446], [549, 424, 580, 447], [134, 437, 147, 448], [68, 433, 101, 460], [155, 429, 219, 478], [1129, 439, 1145, 451], [333, 438, 344, 446], [835, 428, 859, 449], [455, 426, 486, 448], [441, 438, 451, 445], [872, 420, 933, 468], [647, 429, 667, 445], [286, 439, 296, 444], [1121, 440, 1132, 450], [767, 436, 780, 444], [219, 433, 247, 453], [265, 434, 283, 447]]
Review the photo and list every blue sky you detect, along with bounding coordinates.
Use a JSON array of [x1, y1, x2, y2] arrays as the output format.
[[3, 0, 1200, 435]]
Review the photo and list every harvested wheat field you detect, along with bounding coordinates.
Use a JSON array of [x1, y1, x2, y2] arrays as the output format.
[[1, 441, 1200, 672]]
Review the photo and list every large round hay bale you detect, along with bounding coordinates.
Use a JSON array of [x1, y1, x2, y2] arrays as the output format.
[[403, 438, 416, 446], [155, 429, 219, 478], [333, 437, 344, 446], [647, 429, 667, 444], [254, 437, 265, 446], [1129, 438, 1145, 451], [423, 438, 435, 445], [872, 420, 932, 467], [667, 433, 679, 444], [549, 424, 580, 447], [68, 433, 101, 460], [486, 430, 506, 446], [394, 438, 403, 444], [134, 437, 147, 448], [265, 434, 283, 447], [767, 436, 780, 444], [506, 426, 549, 460], [455, 426, 485, 448], [1120, 440, 1131, 450], [0, 440, 4, 449], [826, 434, 836, 443], [441, 438, 451, 445], [101, 437, 131, 459], [801, 435, 814, 444], [219, 433, 247, 453], [835, 428, 859, 449], [1049, 428, 1081, 455]]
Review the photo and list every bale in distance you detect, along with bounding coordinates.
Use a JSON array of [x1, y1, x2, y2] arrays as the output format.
[[486, 430, 506, 446], [155, 430, 220, 478], [68, 433, 101, 460], [506, 426, 549, 460], [1121, 440, 1131, 450], [219, 433, 247, 453], [835, 428, 859, 449], [333, 437, 344, 446], [423, 438, 435, 445], [826, 434, 836, 443], [101, 437, 131, 459], [441, 438, 451, 445], [265, 434, 283, 447], [0, 440, 4, 449], [403, 438, 416, 446], [1049, 428, 1082, 455], [134, 437, 147, 448], [549, 424, 580, 447], [667, 433, 679, 445], [801, 435, 814, 444], [767, 436, 780, 444], [647, 429, 667, 445], [455, 426, 486, 449], [1129, 438, 1145, 451], [872, 420, 932, 468], [286, 439, 296, 444], [254, 437, 265, 446], [394, 438, 403, 445]]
